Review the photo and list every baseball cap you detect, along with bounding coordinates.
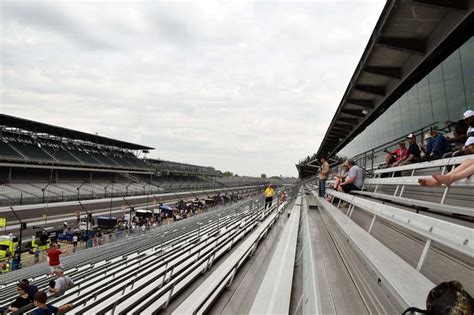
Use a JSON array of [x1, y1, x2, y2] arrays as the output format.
[[424, 133, 432, 140], [463, 110, 474, 119], [407, 133, 415, 139]]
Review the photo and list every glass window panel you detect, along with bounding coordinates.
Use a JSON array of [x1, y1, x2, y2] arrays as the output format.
[[460, 37, 474, 107], [443, 49, 467, 121], [428, 65, 449, 126], [399, 94, 412, 133], [417, 77, 433, 127], [407, 86, 422, 131]]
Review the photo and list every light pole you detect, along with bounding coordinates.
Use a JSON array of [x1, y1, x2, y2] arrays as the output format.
[[77, 181, 86, 201], [78, 201, 91, 248], [41, 182, 51, 204], [9, 206, 25, 269]]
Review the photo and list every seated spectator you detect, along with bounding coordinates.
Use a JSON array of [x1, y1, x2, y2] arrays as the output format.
[[337, 159, 363, 193], [20, 279, 38, 302], [445, 119, 468, 150], [398, 133, 421, 166], [32, 291, 73, 315], [418, 159, 474, 187], [384, 141, 408, 168], [332, 161, 349, 190], [48, 268, 74, 297], [444, 110, 474, 158], [8, 282, 31, 313], [424, 127, 449, 160]]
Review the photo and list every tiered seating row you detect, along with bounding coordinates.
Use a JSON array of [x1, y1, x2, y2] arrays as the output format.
[[311, 189, 435, 310], [18, 198, 277, 314], [174, 197, 293, 314], [0, 198, 262, 308]]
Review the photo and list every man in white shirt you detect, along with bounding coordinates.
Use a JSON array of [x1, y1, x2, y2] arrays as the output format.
[[337, 159, 364, 193]]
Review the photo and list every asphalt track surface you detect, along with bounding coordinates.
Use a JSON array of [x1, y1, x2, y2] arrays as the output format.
[[0, 186, 259, 240]]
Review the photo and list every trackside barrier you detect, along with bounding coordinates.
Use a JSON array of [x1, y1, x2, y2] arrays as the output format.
[[249, 192, 302, 314], [172, 201, 290, 314], [310, 190, 435, 310], [0, 185, 261, 213], [327, 190, 473, 269]]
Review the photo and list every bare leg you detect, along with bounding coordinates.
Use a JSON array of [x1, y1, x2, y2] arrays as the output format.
[[333, 178, 341, 189], [418, 178, 441, 187], [432, 160, 474, 186]]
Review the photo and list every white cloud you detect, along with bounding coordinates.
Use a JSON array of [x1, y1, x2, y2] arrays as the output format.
[[0, 0, 385, 177]]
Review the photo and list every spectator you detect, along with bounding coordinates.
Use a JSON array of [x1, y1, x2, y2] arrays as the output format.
[[318, 156, 330, 197], [384, 141, 408, 168], [48, 267, 74, 297], [337, 159, 364, 193], [418, 159, 474, 187], [20, 279, 38, 302], [445, 119, 468, 149], [331, 161, 349, 190], [72, 235, 78, 252], [8, 282, 31, 313], [424, 127, 449, 160], [444, 110, 474, 158], [398, 133, 421, 166], [263, 184, 275, 209], [32, 291, 73, 315], [47, 243, 63, 274]]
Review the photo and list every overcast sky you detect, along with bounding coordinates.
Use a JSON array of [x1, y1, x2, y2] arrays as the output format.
[[1, 0, 384, 177]]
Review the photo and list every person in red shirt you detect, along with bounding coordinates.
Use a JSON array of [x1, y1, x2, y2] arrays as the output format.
[[384, 141, 408, 168], [47, 243, 63, 274]]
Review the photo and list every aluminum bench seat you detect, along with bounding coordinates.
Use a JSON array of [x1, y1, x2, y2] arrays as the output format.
[[312, 191, 435, 310], [173, 202, 286, 314], [327, 190, 473, 261], [352, 190, 473, 217]]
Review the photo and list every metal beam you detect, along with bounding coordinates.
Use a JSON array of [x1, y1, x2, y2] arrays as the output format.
[[333, 124, 353, 131], [376, 37, 426, 55], [411, 0, 468, 10], [341, 109, 366, 118], [363, 66, 402, 79], [339, 117, 359, 124], [354, 84, 386, 97], [329, 129, 349, 136], [346, 99, 374, 108]]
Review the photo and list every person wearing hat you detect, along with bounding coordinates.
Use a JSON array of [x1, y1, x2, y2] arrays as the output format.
[[464, 109, 474, 154], [425, 126, 449, 160], [398, 133, 421, 166], [443, 109, 474, 157]]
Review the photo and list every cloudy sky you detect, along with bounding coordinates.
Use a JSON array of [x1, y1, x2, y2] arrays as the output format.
[[1, 0, 384, 177]]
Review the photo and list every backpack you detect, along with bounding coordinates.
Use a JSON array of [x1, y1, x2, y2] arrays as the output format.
[[403, 281, 473, 315]]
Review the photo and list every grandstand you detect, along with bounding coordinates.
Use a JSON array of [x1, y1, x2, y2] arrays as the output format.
[[0, 115, 269, 206], [0, 1, 472, 315]]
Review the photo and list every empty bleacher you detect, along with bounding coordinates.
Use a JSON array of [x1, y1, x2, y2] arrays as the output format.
[[0, 195, 292, 314]]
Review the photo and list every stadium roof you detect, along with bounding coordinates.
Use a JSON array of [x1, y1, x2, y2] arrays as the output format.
[[0, 114, 154, 150], [308, 0, 473, 166]]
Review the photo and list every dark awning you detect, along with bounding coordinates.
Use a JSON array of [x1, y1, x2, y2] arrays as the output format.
[[0, 114, 154, 150], [306, 0, 473, 167]]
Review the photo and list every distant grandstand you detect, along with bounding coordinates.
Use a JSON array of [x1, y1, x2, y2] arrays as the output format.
[[0, 114, 271, 205]]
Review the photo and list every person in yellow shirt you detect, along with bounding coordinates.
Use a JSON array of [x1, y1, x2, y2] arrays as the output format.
[[263, 185, 275, 209]]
